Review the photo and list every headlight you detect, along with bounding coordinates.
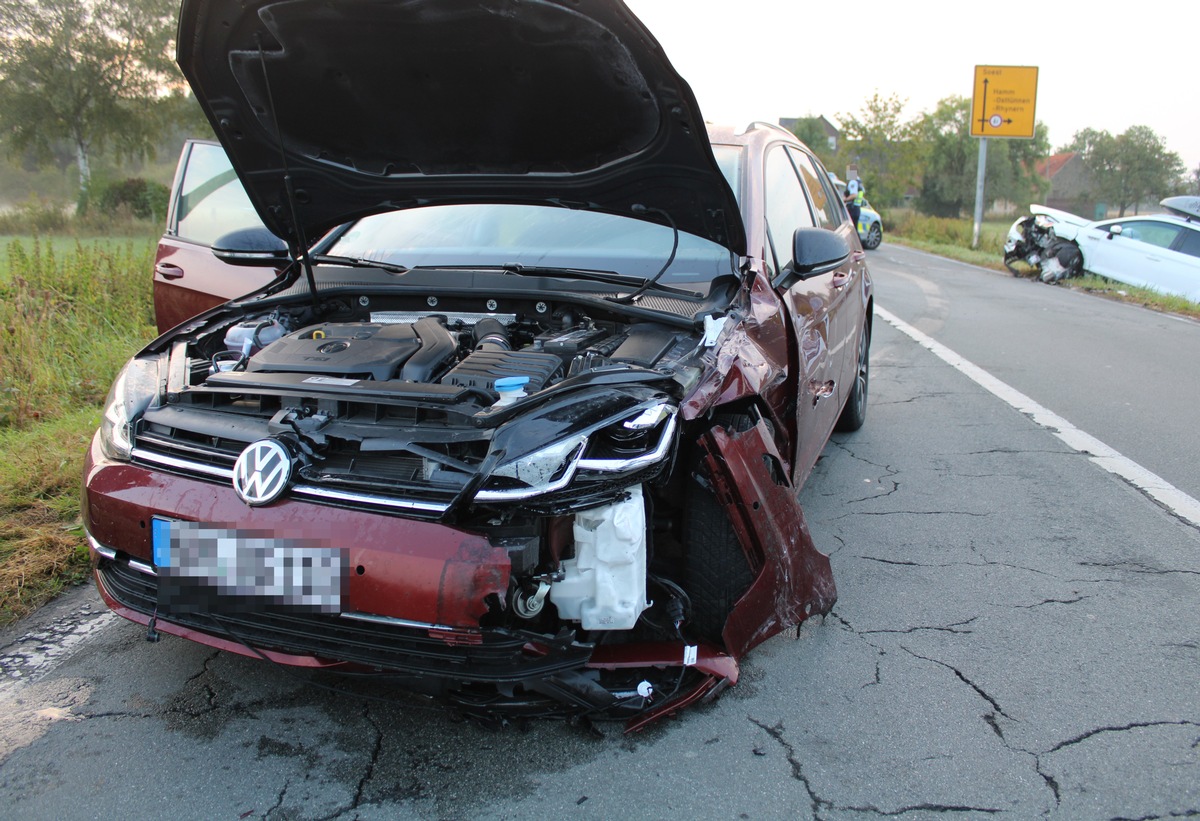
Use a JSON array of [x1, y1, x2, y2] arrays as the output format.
[[99, 357, 161, 461], [578, 403, 677, 472], [474, 402, 677, 503], [476, 435, 588, 501]]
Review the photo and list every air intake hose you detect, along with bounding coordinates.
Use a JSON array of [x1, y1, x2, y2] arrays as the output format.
[[473, 318, 511, 352]]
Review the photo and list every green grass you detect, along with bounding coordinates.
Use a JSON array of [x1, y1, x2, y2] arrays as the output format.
[[0, 234, 156, 282], [0, 238, 157, 625], [1067, 275, 1200, 319], [888, 236, 1008, 271]]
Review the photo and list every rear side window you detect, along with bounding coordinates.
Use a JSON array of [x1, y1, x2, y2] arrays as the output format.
[[1174, 226, 1200, 259], [788, 148, 842, 228], [172, 143, 264, 246], [764, 146, 816, 273]]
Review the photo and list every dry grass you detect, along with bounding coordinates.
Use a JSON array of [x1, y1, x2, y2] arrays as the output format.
[[0, 409, 99, 625]]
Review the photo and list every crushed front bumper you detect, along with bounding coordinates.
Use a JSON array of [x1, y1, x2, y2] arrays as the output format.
[[83, 434, 737, 730]]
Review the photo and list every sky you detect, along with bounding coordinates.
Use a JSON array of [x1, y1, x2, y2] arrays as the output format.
[[623, 0, 1198, 175]]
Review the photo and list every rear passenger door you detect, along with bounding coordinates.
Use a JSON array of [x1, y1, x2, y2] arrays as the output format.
[[153, 140, 279, 333]]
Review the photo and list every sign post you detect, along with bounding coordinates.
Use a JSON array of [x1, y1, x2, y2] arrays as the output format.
[[970, 65, 1039, 247]]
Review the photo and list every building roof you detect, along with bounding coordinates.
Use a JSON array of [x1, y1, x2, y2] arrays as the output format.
[[1037, 151, 1078, 179]]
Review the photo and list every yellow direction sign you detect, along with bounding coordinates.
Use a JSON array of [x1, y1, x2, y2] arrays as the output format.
[[971, 65, 1038, 139]]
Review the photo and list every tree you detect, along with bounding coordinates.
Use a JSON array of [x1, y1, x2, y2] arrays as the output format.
[[0, 0, 179, 210], [835, 93, 922, 207], [914, 95, 1049, 217], [1064, 126, 1186, 216], [788, 116, 837, 166]]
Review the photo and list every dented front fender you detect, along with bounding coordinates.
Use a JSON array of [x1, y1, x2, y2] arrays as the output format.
[[699, 418, 836, 658]]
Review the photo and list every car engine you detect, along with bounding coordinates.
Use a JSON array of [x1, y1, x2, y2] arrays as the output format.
[[214, 309, 690, 395]]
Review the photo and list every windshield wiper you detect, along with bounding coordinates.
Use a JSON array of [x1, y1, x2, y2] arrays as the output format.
[[411, 264, 700, 298], [311, 254, 409, 274]]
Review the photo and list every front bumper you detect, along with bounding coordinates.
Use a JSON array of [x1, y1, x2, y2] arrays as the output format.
[[83, 434, 737, 729]]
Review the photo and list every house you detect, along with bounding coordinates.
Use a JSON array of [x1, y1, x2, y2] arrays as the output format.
[[1037, 152, 1102, 218], [778, 115, 839, 153]]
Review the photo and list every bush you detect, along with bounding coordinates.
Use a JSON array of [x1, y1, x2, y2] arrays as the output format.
[[95, 177, 170, 222], [888, 210, 1005, 255], [0, 196, 71, 234]]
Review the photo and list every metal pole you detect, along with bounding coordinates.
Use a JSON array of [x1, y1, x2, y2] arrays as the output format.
[[972, 137, 988, 249]]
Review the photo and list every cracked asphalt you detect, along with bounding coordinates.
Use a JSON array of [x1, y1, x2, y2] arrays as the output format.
[[0, 244, 1197, 820]]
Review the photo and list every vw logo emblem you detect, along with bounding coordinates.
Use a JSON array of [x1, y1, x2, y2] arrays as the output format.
[[232, 439, 292, 506]]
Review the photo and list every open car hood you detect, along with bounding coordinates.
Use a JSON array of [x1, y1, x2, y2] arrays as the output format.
[[176, 0, 746, 256]]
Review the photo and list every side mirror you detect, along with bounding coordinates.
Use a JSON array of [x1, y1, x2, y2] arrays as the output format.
[[212, 227, 290, 266], [1107, 224, 1123, 239], [782, 227, 851, 284]]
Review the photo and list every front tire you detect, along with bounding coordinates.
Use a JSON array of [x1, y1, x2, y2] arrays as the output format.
[[684, 415, 757, 643], [863, 223, 882, 250], [1039, 241, 1083, 283]]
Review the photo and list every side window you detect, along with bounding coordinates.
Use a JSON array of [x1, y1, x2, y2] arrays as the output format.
[[788, 147, 842, 228], [1106, 220, 1180, 249], [764, 146, 816, 273], [173, 143, 264, 246], [1126, 221, 1180, 250], [1175, 227, 1200, 259]]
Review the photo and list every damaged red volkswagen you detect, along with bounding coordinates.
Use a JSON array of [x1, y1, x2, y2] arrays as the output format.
[[83, 0, 872, 730]]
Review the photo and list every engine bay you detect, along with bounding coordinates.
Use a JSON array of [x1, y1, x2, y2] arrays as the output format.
[[203, 301, 698, 405]]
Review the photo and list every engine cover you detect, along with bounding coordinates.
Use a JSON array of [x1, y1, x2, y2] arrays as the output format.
[[247, 318, 455, 382]]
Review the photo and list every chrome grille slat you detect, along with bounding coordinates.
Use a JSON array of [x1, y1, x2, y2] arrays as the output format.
[[132, 447, 452, 514]]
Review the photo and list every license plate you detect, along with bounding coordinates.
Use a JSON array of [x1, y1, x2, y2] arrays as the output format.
[[152, 518, 345, 614]]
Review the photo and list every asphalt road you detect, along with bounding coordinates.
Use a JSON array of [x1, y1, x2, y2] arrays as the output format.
[[1, 243, 1197, 820]]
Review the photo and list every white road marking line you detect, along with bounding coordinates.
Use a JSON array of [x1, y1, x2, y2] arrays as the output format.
[[875, 305, 1200, 528]]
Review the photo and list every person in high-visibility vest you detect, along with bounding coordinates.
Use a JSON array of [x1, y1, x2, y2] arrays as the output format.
[[843, 178, 864, 233]]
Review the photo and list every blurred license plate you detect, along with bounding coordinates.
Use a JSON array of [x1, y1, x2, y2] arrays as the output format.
[[152, 518, 345, 614]]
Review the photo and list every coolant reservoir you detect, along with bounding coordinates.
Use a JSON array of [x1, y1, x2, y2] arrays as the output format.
[[550, 486, 650, 630], [224, 318, 287, 354]]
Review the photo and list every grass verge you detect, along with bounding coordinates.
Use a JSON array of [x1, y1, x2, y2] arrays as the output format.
[[0, 238, 156, 626], [0, 409, 99, 625]]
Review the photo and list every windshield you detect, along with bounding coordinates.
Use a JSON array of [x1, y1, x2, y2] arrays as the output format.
[[327, 148, 743, 289]]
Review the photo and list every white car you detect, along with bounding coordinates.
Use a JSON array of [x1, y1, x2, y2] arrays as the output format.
[[1030, 197, 1200, 303]]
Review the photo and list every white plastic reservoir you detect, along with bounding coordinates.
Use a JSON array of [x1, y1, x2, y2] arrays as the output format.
[[550, 485, 650, 630]]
